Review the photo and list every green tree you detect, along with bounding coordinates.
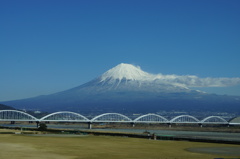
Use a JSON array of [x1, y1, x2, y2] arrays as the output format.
[[38, 123, 47, 131]]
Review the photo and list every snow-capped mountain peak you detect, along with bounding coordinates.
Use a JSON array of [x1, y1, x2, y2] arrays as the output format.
[[97, 63, 188, 91], [100, 63, 150, 82], [98, 63, 240, 88]]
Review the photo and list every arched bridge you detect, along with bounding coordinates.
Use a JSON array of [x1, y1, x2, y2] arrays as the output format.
[[0, 110, 38, 121], [0, 110, 235, 129]]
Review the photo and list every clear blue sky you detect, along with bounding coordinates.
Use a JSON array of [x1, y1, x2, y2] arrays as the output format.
[[1, 0, 240, 101]]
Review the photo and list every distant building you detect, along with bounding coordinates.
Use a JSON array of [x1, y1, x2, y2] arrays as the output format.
[[34, 111, 41, 114]]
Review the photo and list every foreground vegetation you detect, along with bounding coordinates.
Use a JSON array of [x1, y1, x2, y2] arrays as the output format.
[[0, 130, 240, 159]]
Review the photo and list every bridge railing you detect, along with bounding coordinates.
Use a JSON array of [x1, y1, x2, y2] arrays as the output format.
[[0, 110, 38, 121], [40, 111, 90, 122], [91, 113, 132, 123], [0, 110, 236, 125], [200, 116, 229, 124], [133, 113, 169, 123], [170, 115, 200, 124]]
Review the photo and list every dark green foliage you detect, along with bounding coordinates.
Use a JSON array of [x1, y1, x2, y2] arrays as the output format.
[[38, 123, 47, 131]]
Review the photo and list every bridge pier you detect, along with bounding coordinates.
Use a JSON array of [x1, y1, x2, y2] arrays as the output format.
[[36, 121, 40, 128], [199, 123, 203, 128], [88, 122, 92, 129], [167, 123, 171, 128], [131, 122, 135, 127], [10, 121, 15, 124]]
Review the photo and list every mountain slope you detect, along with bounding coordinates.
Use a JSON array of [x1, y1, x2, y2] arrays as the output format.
[[2, 63, 240, 113], [0, 104, 15, 110]]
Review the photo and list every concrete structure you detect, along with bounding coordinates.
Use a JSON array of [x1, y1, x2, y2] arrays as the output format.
[[0, 110, 238, 129]]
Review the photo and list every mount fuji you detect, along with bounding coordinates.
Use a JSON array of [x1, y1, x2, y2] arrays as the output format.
[[2, 63, 240, 114]]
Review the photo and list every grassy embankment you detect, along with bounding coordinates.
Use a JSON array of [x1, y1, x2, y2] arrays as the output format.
[[0, 129, 240, 159]]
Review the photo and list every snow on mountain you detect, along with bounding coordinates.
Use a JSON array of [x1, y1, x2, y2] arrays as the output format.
[[100, 63, 151, 82], [97, 63, 189, 91], [99, 63, 186, 87], [99, 63, 240, 88]]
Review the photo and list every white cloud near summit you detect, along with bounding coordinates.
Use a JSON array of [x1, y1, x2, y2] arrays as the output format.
[[154, 74, 240, 87]]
